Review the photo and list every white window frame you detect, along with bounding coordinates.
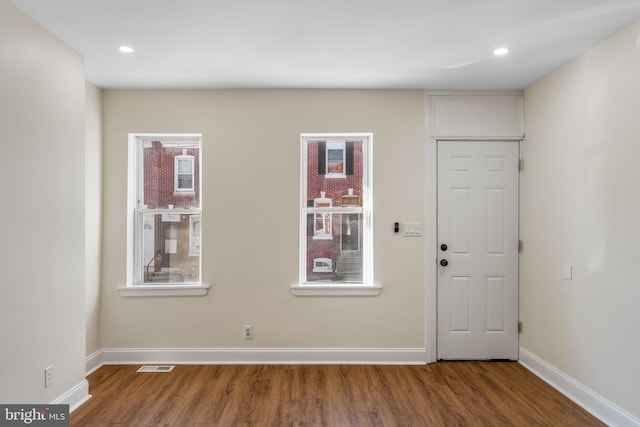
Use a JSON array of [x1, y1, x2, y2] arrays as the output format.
[[120, 133, 209, 297], [292, 132, 380, 297]]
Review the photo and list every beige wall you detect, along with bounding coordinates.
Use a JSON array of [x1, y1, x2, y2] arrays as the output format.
[[522, 22, 640, 418], [101, 90, 427, 349], [0, 0, 87, 403], [85, 82, 103, 356]]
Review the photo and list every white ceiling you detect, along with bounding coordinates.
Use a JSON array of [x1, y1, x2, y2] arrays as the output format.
[[9, 0, 640, 90]]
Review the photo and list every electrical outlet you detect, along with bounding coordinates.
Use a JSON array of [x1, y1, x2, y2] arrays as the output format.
[[243, 324, 253, 339], [45, 365, 53, 388]]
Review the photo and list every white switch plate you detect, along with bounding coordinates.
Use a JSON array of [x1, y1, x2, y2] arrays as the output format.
[[402, 222, 422, 237], [562, 264, 572, 280], [44, 365, 53, 388]]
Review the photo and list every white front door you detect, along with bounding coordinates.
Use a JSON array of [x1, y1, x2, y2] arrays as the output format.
[[437, 140, 519, 360]]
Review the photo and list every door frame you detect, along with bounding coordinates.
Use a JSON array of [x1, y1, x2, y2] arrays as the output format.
[[425, 137, 521, 363]]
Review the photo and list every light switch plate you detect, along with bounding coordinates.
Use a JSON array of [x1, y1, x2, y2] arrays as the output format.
[[562, 264, 572, 280], [402, 222, 422, 237]]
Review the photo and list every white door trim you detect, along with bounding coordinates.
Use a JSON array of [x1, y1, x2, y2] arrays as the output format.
[[424, 93, 438, 363]]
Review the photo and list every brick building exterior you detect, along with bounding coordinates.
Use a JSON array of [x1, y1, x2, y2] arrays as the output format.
[[143, 141, 200, 209]]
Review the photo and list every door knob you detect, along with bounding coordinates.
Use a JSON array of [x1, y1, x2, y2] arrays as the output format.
[[440, 243, 448, 251], [440, 259, 448, 267]]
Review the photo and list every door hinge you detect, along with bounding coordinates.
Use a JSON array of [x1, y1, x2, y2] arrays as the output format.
[[518, 158, 524, 172], [518, 321, 523, 333], [518, 240, 523, 252]]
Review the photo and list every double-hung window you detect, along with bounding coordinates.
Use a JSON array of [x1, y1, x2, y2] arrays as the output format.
[[293, 133, 379, 296], [121, 133, 208, 297], [175, 151, 195, 193]]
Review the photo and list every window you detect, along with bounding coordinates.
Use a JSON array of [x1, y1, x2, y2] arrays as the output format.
[[121, 134, 208, 297], [313, 192, 332, 239], [294, 133, 379, 296], [324, 141, 346, 177], [175, 150, 195, 192]]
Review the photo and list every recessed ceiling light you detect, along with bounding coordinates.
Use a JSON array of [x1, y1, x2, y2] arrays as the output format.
[[494, 47, 510, 56], [118, 45, 135, 54]]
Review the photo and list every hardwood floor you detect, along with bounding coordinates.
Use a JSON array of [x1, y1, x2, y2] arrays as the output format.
[[71, 362, 604, 426]]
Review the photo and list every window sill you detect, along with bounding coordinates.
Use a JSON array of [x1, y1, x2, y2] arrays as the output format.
[[118, 284, 210, 297], [290, 284, 381, 296]]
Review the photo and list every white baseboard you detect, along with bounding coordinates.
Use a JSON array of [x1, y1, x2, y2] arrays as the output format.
[[519, 347, 640, 427], [86, 349, 103, 375], [51, 379, 91, 413], [87, 347, 427, 371]]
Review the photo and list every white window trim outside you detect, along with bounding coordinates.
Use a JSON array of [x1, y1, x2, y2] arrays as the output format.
[[118, 284, 209, 297], [290, 284, 381, 296], [122, 133, 209, 297], [174, 153, 195, 193], [293, 132, 380, 297]]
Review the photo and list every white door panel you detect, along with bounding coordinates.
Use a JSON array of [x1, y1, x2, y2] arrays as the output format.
[[437, 141, 519, 360]]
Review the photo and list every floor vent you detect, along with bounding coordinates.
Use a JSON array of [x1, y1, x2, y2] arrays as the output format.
[[137, 365, 175, 373]]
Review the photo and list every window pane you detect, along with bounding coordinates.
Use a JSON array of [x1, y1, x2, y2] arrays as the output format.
[[177, 174, 193, 189], [141, 213, 200, 283], [306, 213, 363, 283], [177, 158, 193, 174], [327, 148, 344, 173], [302, 134, 369, 286], [307, 140, 363, 205], [143, 141, 199, 208]]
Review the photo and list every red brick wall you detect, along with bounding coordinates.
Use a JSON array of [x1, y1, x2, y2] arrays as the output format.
[[306, 140, 363, 205], [143, 141, 200, 209]]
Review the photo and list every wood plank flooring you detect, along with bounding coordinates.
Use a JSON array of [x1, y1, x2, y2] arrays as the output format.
[[71, 362, 604, 426]]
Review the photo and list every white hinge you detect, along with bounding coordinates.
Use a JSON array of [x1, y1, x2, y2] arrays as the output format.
[[518, 159, 524, 172], [518, 321, 523, 333], [518, 240, 523, 252]]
